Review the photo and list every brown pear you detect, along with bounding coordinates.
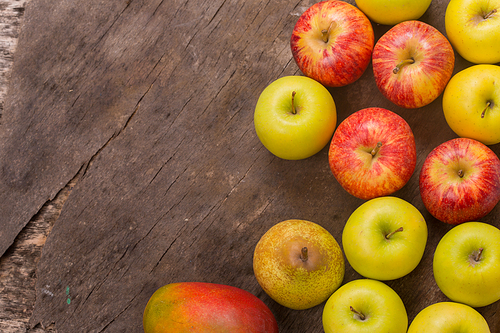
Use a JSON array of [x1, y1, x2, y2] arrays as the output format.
[[253, 219, 345, 310]]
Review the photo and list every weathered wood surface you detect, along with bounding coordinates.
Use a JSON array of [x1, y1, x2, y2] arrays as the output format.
[[0, 1, 43, 332], [1, 0, 500, 332]]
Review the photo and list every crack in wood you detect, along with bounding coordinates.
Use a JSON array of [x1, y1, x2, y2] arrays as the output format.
[[0, 165, 82, 333], [90, 2, 131, 54], [58, 243, 132, 329]]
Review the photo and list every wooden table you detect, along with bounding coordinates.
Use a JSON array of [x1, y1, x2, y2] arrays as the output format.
[[0, 0, 499, 332]]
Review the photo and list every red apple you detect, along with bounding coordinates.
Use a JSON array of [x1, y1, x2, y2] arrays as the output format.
[[419, 138, 500, 225], [329, 107, 416, 200], [372, 20, 455, 109], [143, 282, 279, 333], [290, 0, 374, 88]]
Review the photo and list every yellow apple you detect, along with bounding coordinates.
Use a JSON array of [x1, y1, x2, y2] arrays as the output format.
[[342, 196, 428, 281], [355, 0, 432, 25], [407, 302, 490, 333], [253, 219, 345, 310], [445, 0, 500, 64], [443, 64, 500, 145], [254, 76, 337, 160], [322, 279, 408, 333], [433, 222, 500, 307]]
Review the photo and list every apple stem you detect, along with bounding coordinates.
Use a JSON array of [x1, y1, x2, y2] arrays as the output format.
[[385, 227, 403, 240], [300, 247, 308, 262], [393, 58, 415, 74], [321, 21, 337, 43], [475, 248, 484, 262], [350, 306, 366, 320], [484, 8, 497, 19], [370, 142, 383, 157], [481, 101, 492, 118], [458, 169, 464, 178], [291, 91, 297, 115]]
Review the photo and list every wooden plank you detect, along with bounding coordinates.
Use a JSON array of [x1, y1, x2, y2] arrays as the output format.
[[0, 177, 74, 333], [26, 0, 307, 330], [0, 0, 499, 332], [0, 0, 163, 257], [0, 1, 39, 332], [0, 0, 25, 108]]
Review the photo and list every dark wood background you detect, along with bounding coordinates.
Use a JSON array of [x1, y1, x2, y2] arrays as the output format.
[[0, 0, 499, 332]]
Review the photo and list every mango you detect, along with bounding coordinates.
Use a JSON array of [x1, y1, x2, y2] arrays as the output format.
[[143, 282, 279, 332]]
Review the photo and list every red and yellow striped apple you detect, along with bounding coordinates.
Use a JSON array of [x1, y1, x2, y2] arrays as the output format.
[[419, 138, 500, 225], [290, 0, 374, 87], [372, 20, 455, 109], [328, 107, 416, 200]]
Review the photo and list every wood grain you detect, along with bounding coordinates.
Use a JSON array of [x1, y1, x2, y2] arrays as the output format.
[[0, 1, 61, 330], [0, 0, 25, 115], [1, 0, 499, 332], [0, 1, 42, 332]]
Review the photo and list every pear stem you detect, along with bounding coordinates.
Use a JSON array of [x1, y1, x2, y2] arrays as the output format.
[[371, 142, 383, 157], [484, 8, 497, 19], [350, 306, 366, 320], [385, 227, 403, 240], [475, 248, 484, 262], [393, 58, 415, 74], [300, 247, 308, 262], [291, 91, 297, 115], [321, 21, 337, 43], [458, 169, 464, 178], [481, 101, 492, 118]]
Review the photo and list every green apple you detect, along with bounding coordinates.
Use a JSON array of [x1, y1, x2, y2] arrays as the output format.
[[254, 76, 336, 160], [355, 0, 432, 25], [342, 196, 428, 281], [433, 221, 500, 307], [253, 219, 345, 310], [445, 0, 500, 64], [407, 302, 491, 333], [443, 64, 500, 145], [322, 279, 408, 333]]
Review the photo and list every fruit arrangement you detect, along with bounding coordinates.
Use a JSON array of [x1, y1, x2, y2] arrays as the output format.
[[143, 0, 500, 331]]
